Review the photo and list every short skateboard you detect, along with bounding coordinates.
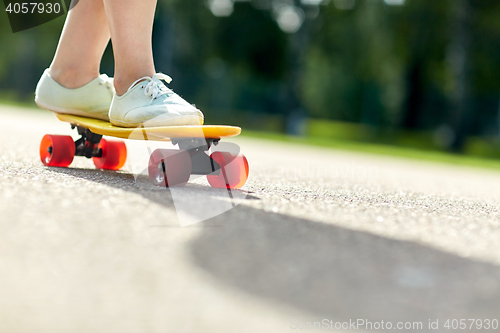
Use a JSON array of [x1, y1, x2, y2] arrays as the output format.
[[40, 113, 249, 189]]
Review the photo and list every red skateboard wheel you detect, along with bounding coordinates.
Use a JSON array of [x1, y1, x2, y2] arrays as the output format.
[[207, 152, 249, 189], [93, 138, 127, 170], [148, 149, 192, 187], [39, 134, 75, 167]]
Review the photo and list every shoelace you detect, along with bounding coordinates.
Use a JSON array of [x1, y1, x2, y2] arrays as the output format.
[[97, 74, 113, 90], [128, 73, 173, 102], [144, 73, 173, 101]]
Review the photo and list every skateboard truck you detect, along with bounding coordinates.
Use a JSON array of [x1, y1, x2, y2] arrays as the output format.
[[73, 125, 103, 158], [172, 138, 221, 175]]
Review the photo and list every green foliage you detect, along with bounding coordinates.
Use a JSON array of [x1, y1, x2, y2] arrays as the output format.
[[0, 8, 64, 96]]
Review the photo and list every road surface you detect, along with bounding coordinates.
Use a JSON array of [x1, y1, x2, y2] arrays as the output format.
[[1, 105, 500, 332]]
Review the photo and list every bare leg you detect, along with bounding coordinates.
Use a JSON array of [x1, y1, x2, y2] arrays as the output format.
[[103, 0, 157, 96], [49, 0, 110, 88], [39, 0, 202, 127]]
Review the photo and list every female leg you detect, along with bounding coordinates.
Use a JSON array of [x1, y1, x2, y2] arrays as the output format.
[[36, 0, 203, 127]]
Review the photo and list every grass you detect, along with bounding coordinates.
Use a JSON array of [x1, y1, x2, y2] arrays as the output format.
[[240, 129, 500, 171]]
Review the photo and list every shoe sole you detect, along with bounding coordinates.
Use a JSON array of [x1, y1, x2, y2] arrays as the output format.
[[35, 98, 110, 121], [110, 116, 205, 128]]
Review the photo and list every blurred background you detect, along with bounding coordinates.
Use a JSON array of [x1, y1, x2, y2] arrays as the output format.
[[2, 0, 500, 158]]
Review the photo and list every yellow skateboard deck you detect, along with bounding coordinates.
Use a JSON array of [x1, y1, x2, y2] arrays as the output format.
[[55, 113, 241, 141]]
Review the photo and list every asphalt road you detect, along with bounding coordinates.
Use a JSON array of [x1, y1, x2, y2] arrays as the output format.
[[2, 105, 500, 332]]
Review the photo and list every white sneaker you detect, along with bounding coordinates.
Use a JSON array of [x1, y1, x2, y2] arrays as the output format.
[[35, 69, 114, 121], [109, 73, 204, 128]]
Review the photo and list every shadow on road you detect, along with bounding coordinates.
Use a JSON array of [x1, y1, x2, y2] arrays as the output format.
[[49, 166, 500, 324], [189, 210, 500, 324]]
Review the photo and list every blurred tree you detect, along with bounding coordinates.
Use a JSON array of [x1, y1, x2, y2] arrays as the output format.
[[0, 13, 64, 99], [447, 0, 471, 151]]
